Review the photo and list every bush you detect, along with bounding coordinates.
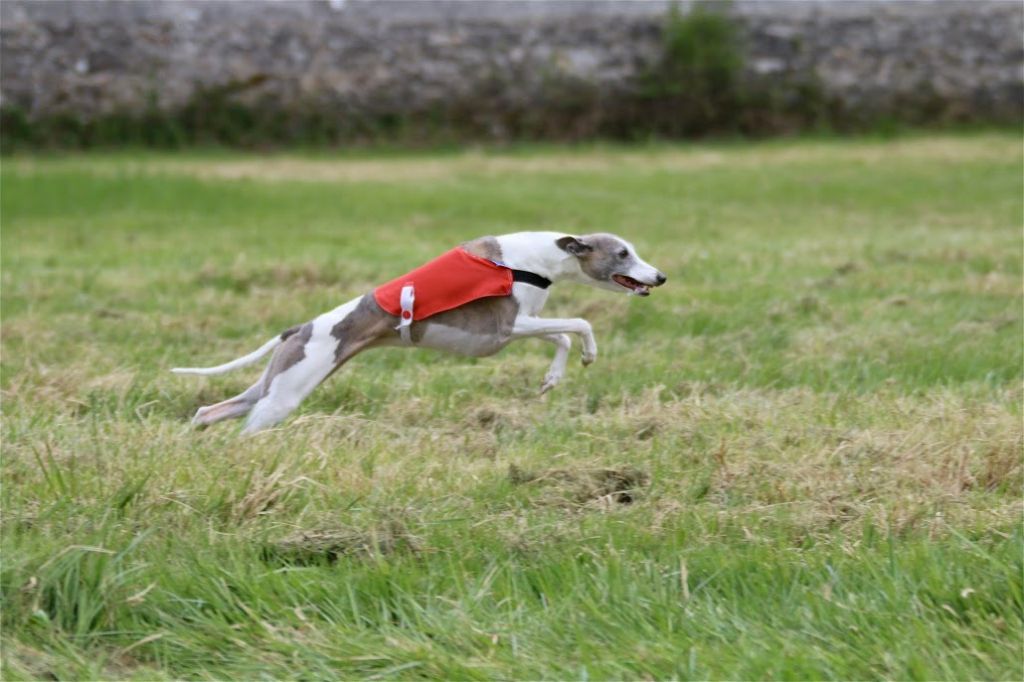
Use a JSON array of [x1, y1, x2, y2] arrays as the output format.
[[635, 3, 745, 136]]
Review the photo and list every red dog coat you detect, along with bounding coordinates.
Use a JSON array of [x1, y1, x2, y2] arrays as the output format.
[[374, 248, 515, 325]]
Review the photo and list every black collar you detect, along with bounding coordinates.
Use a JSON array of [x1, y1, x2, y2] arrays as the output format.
[[511, 269, 552, 289]]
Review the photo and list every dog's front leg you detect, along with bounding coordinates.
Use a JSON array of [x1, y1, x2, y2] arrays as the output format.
[[512, 316, 597, 366], [540, 333, 571, 394]]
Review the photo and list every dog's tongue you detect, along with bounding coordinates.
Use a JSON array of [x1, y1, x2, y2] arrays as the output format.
[[615, 274, 651, 295]]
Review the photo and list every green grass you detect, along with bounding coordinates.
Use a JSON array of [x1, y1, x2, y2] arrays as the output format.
[[2, 132, 1022, 680]]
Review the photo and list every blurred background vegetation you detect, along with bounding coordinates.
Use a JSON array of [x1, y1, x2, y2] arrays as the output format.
[[2, 2, 1020, 151]]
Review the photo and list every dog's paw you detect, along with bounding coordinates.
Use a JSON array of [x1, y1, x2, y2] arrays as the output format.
[[540, 373, 562, 395], [581, 349, 597, 366], [190, 406, 209, 427]]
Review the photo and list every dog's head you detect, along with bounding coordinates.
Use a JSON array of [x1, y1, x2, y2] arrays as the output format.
[[556, 233, 666, 296]]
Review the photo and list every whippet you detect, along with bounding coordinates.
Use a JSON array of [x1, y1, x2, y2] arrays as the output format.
[[172, 232, 666, 433]]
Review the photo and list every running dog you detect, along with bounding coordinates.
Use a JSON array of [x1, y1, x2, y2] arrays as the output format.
[[172, 232, 666, 433]]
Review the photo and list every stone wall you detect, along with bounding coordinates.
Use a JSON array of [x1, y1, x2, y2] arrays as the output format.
[[1, 0, 1021, 140]]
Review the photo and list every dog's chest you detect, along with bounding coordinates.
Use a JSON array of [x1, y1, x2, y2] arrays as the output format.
[[513, 283, 550, 316]]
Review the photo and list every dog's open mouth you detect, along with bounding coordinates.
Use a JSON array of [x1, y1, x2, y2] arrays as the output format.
[[612, 274, 653, 296]]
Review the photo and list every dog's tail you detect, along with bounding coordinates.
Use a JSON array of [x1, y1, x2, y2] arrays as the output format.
[[171, 335, 282, 376]]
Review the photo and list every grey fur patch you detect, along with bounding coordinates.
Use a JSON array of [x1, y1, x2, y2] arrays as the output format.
[[409, 295, 519, 351], [574, 233, 632, 282], [330, 294, 395, 363], [279, 325, 303, 341], [462, 236, 503, 261], [254, 322, 314, 398], [267, 322, 313, 377]]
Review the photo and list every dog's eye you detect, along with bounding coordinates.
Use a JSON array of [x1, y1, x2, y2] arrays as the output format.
[[618, 249, 628, 259]]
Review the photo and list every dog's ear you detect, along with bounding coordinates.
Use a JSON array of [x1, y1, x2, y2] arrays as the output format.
[[555, 236, 593, 257]]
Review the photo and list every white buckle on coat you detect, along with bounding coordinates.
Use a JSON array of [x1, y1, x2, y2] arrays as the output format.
[[396, 284, 415, 343]]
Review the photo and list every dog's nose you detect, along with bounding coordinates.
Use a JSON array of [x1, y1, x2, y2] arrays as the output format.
[[655, 272, 667, 285]]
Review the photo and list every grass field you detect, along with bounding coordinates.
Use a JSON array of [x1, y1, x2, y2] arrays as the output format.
[[2, 133, 1022, 680]]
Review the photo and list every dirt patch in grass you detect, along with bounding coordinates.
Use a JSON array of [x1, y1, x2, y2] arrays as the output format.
[[264, 518, 422, 564], [509, 463, 650, 506]]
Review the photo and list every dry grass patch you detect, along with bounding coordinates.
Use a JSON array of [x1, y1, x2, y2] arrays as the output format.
[[6, 135, 1016, 185], [265, 517, 423, 564], [509, 463, 651, 507]]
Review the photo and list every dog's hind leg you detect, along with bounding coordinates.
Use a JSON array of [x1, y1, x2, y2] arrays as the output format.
[[241, 337, 378, 434], [241, 295, 396, 434], [192, 392, 256, 426], [241, 358, 329, 434], [238, 326, 327, 434], [191, 374, 266, 427]]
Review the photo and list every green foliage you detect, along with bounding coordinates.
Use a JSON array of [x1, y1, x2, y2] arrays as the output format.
[[622, 3, 840, 138], [2, 135, 1022, 678], [636, 3, 745, 135]]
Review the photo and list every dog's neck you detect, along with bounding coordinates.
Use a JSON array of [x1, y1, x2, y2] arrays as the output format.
[[493, 232, 581, 285]]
